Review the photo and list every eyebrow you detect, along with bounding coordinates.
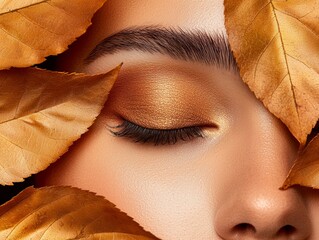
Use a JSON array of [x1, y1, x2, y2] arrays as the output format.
[[85, 26, 238, 72]]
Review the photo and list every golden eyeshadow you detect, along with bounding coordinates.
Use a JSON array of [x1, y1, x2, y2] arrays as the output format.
[[103, 62, 229, 130]]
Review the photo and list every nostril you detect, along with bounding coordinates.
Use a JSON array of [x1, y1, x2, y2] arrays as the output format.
[[232, 223, 256, 234], [277, 225, 297, 236]]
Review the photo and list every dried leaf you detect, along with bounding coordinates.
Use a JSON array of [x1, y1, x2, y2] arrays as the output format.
[[281, 133, 319, 189], [0, 186, 158, 240], [224, 0, 319, 144], [0, 0, 107, 70], [0, 0, 44, 14], [0, 66, 121, 185]]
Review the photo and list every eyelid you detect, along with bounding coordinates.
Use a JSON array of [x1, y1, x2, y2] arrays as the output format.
[[109, 119, 205, 146]]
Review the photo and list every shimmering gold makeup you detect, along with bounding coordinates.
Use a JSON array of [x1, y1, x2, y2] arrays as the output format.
[[102, 61, 232, 131]]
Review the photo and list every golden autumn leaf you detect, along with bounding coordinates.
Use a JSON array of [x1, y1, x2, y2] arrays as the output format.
[[224, 0, 319, 144], [0, 66, 121, 185], [0, 0, 107, 70], [0, 186, 159, 240], [281, 133, 319, 189], [0, 0, 44, 14]]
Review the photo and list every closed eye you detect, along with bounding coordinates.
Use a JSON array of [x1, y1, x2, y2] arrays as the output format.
[[110, 119, 205, 146]]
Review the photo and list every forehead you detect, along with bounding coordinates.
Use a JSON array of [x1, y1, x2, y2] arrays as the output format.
[[58, 0, 227, 71], [98, 0, 226, 33]]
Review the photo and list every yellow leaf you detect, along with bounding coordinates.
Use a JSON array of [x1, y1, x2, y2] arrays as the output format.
[[0, 0, 44, 14], [0, 65, 121, 185], [0, 0, 107, 70], [281, 133, 319, 189], [224, 0, 319, 144], [0, 186, 159, 240]]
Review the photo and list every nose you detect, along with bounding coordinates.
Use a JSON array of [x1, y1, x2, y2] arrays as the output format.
[[214, 187, 311, 239], [212, 104, 313, 239], [212, 117, 312, 239]]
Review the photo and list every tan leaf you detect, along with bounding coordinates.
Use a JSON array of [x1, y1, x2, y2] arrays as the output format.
[[0, 0, 44, 14], [281, 133, 319, 189], [0, 65, 121, 185], [224, 0, 319, 144], [0, 0, 107, 70], [0, 186, 159, 240]]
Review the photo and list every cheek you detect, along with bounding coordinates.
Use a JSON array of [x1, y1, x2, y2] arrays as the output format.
[[300, 188, 319, 238], [84, 128, 218, 238], [39, 119, 225, 238]]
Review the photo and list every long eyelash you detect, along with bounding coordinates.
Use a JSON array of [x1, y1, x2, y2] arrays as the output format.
[[110, 120, 204, 146]]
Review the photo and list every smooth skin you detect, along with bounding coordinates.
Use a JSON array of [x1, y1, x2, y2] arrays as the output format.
[[37, 0, 319, 239]]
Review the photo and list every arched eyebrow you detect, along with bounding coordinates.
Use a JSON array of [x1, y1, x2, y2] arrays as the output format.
[[84, 26, 238, 72]]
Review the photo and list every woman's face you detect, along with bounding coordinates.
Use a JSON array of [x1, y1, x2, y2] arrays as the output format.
[[38, 0, 319, 239]]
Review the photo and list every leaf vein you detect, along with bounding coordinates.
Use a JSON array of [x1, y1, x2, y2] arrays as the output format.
[[79, 214, 106, 234], [16, 11, 62, 36], [13, 89, 27, 120], [1, 101, 73, 125], [245, 1, 271, 35], [0, 154, 17, 184], [269, 73, 288, 100], [275, 8, 319, 41], [270, 1, 301, 128], [45, 2, 73, 17], [0, 1, 49, 17], [286, 54, 318, 111], [253, 33, 278, 84], [287, 53, 319, 75], [0, 24, 36, 50], [0, 133, 31, 182], [38, 201, 100, 240], [0, 132, 50, 158], [6, 193, 78, 238], [298, 8, 316, 19]]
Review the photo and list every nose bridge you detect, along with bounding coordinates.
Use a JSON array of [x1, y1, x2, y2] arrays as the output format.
[[239, 107, 298, 185], [212, 109, 312, 239]]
